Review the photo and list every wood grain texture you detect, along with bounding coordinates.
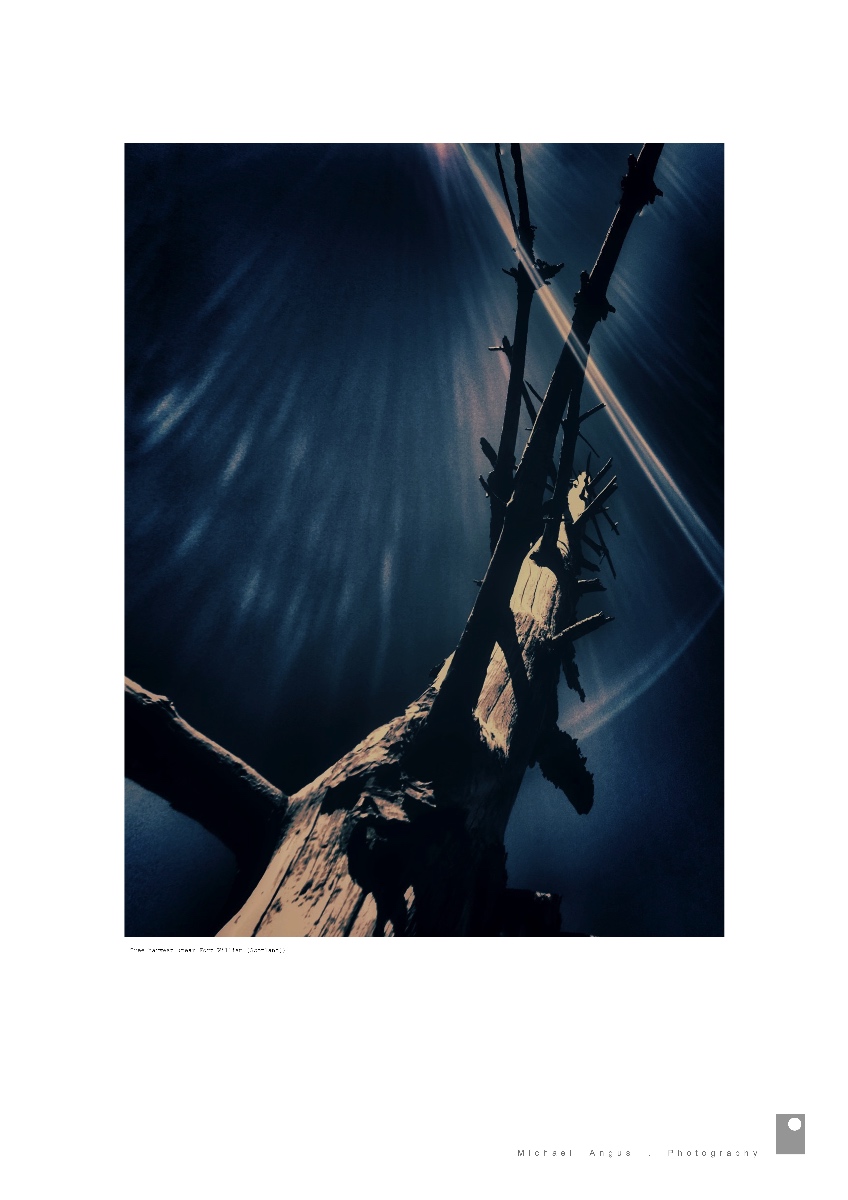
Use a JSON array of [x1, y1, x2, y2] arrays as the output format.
[[218, 522, 581, 937]]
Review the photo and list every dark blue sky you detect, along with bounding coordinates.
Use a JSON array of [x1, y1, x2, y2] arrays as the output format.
[[125, 143, 723, 936]]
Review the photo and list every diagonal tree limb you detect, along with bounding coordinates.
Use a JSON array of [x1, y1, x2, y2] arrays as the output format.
[[511, 143, 534, 252], [486, 143, 540, 553], [428, 145, 663, 728], [125, 678, 288, 908], [495, 143, 517, 235]]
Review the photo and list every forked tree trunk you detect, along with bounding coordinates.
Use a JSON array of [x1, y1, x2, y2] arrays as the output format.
[[218, 518, 580, 937], [126, 144, 665, 938]]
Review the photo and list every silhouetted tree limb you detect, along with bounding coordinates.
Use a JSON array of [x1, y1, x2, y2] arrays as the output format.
[[125, 678, 288, 918], [485, 146, 565, 551], [486, 144, 539, 553], [431, 144, 664, 730], [575, 476, 618, 528], [534, 726, 594, 815], [511, 143, 534, 252], [580, 401, 606, 423], [495, 142, 517, 235]]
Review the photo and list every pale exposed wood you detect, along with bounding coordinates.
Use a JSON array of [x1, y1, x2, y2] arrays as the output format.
[[219, 520, 579, 938]]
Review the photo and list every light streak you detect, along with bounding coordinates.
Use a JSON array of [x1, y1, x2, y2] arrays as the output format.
[[459, 143, 723, 588], [564, 589, 724, 740]]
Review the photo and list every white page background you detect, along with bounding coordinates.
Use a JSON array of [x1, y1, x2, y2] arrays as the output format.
[[3, 5, 841, 1198]]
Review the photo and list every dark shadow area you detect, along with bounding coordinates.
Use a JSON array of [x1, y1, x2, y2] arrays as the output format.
[[125, 780, 238, 936]]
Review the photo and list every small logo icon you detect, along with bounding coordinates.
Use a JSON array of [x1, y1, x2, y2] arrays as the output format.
[[776, 1114, 805, 1154]]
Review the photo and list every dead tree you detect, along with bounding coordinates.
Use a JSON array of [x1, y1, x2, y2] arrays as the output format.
[[126, 145, 664, 937]]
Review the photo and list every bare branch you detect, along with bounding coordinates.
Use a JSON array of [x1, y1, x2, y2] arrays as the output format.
[[495, 143, 518, 235], [521, 384, 537, 422], [125, 678, 288, 921], [588, 457, 613, 490], [480, 437, 498, 469], [511, 143, 534, 254], [580, 401, 606, 424], [552, 612, 614, 643], [576, 476, 618, 526]]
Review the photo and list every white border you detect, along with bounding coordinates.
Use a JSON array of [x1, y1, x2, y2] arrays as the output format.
[[4, 4, 842, 1195]]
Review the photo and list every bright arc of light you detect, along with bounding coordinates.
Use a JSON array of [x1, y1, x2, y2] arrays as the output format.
[[564, 588, 724, 741], [459, 144, 723, 589]]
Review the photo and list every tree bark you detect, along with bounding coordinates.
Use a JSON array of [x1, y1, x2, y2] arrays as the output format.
[[218, 517, 586, 937]]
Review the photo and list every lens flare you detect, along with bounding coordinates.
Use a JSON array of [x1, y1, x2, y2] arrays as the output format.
[[458, 143, 723, 736], [459, 142, 722, 587]]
